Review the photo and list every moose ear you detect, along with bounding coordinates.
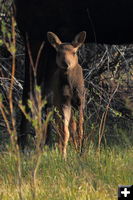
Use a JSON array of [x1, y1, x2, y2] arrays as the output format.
[[72, 31, 86, 49], [47, 32, 62, 49]]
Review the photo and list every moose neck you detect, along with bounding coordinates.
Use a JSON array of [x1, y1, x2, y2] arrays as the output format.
[[58, 64, 78, 87]]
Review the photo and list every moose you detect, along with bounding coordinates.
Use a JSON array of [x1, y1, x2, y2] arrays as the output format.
[[13, 0, 133, 149], [47, 31, 86, 158]]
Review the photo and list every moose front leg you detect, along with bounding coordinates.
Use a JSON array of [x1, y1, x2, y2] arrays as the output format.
[[62, 105, 71, 159], [77, 104, 84, 151], [70, 111, 78, 150]]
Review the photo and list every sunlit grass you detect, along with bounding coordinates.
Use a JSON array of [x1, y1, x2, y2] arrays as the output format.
[[0, 145, 133, 200]]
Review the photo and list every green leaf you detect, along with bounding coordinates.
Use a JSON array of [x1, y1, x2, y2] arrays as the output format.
[[0, 39, 3, 46]]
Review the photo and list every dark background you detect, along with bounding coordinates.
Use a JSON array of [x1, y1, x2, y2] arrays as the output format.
[[14, 0, 133, 44]]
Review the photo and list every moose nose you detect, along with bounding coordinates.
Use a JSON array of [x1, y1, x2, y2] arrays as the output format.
[[62, 60, 69, 68]]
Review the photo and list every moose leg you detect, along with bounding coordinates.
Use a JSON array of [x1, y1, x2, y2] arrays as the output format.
[[77, 105, 84, 150], [70, 111, 77, 150], [58, 121, 63, 153], [53, 110, 63, 153], [62, 105, 71, 159]]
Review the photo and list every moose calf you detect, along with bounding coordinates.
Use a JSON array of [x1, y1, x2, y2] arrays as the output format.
[[47, 31, 86, 158]]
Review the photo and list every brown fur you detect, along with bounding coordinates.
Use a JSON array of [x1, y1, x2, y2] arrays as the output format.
[[14, 0, 133, 149], [47, 31, 86, 158]]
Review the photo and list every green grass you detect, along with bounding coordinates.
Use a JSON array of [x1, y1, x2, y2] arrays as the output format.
[[0, 145, 133, 200]]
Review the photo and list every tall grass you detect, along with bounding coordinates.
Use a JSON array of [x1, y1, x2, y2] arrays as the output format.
[[0, 145, 133, 200]]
